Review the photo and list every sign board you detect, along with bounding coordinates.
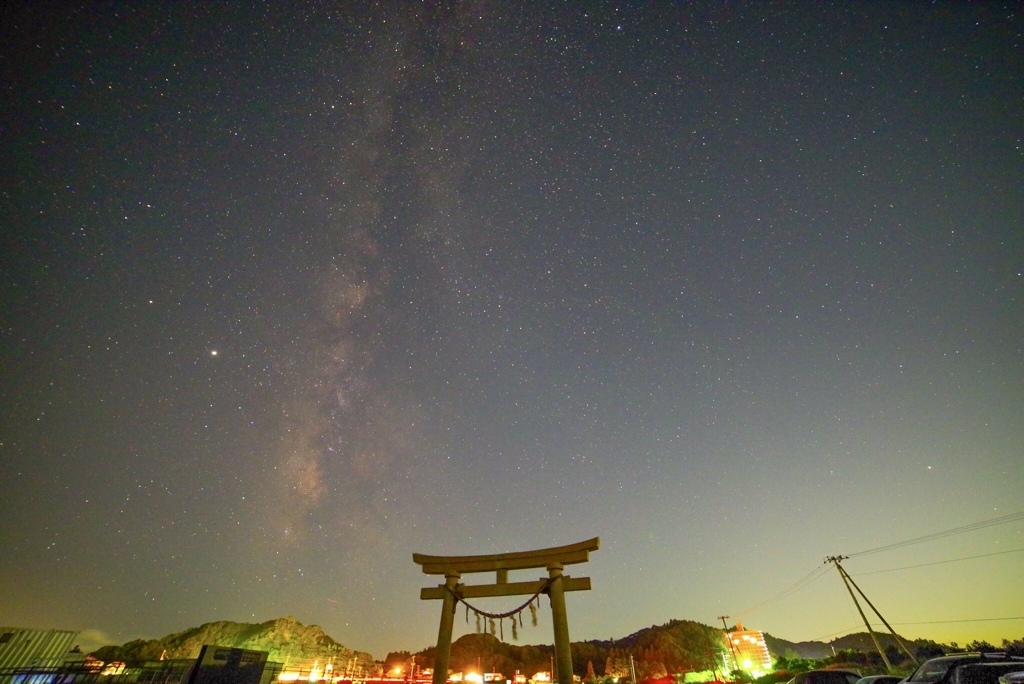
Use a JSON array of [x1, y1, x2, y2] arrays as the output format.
[[185, 645, 269, 684]]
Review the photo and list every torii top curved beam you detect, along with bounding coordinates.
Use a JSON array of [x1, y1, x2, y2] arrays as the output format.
[[412, 537, 600, 576]]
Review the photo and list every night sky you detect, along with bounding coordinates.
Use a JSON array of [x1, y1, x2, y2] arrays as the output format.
[[2, 1, 1022, 660]]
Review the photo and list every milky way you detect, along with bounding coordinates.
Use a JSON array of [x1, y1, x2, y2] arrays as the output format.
[[2, 1, 1022, 658]]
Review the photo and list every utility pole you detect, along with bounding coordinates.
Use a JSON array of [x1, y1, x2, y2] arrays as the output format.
[[825, 556, 918, 666], [718, 616, 739, 679], [702, 628, 723, 682], [826, 556, 890, 671], [825, 556, 914, 674]]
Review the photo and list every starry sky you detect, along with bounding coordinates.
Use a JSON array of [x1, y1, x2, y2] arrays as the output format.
[[2, 1, 1023, 661]]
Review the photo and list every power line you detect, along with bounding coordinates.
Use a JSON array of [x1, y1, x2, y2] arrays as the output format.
[[724, 511, 1023, 637], [848, 510, 1024, 558], [854, 547, 1024, 575], [891, 617, 1024, 625], [731, 564, 831, 618], [811, 616, 1024, 641], [810, 625, 866, 642]]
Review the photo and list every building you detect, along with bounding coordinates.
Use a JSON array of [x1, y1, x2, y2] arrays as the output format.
[[0, 628, 81, 670], [723, 624, 773, 677]]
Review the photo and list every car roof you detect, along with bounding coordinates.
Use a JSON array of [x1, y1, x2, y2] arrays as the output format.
[[949, 661, 1024, 684], [961, 665, 1024, 670]]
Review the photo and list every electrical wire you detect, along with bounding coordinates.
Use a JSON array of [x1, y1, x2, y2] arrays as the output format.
[[810, 625, 864, 642], [890, 617, 1024, 625], [731, 564, 832, 618], [808, 617, 1024, 641], [847, 509, 1024, 558], [722, 510, 1023, 635], [853, 547, 1024, 575]]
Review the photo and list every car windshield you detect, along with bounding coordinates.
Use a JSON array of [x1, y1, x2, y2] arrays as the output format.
[[909, 659, 960, 683]]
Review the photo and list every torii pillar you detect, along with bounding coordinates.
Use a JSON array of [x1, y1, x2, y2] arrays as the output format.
[[413, 538, 599, 684]]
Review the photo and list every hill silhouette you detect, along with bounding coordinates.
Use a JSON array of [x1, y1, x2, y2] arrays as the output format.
[[394, 621, 943, 678], [395, 620, 736, 680], [90, 616, 376, 673], [90, 615, 945, 678]]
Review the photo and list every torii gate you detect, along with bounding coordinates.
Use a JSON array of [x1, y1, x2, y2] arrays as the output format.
[[413, 537, 599, 684]]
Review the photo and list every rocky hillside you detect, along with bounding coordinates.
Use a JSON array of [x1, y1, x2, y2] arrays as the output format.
[[400, 622, 946, 679], [91, 616, 377, 673], [93, 615, 949, 678], [401, 620, 725, 681]]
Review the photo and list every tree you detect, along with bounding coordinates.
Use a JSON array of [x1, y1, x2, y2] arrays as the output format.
[[89, 639, 163, 667], [884, 645, 908, 666], [384, 651, 412, 676], [635, 659, 667, 681], [1002, 638, 1024, 657], [915, 646, 945, 660], [606, 653, 630, 679], [775, 658, 815, 674], [731, 669, 753, 684]]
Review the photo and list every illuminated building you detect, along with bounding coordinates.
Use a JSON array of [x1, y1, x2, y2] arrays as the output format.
[[0, 628, 80, 669], [723, 624, 772, 677]]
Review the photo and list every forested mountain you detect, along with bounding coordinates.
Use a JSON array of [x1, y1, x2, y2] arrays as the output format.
[[399, 620, 726, 680], [90, 616, 377, 673], [90, 615, 958, 679]]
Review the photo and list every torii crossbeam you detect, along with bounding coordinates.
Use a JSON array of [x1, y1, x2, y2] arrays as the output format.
[[413, 538, 599, 684]]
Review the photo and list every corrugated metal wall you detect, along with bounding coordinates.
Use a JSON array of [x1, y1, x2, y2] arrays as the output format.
[[0, 628, 80, 669]]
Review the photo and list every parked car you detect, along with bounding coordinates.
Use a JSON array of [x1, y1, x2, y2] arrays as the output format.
[[789, 670, 863, 684], [906, 653, 1024, 684], [855, 676, 904, 684], [951, 664, 1024, 684]]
